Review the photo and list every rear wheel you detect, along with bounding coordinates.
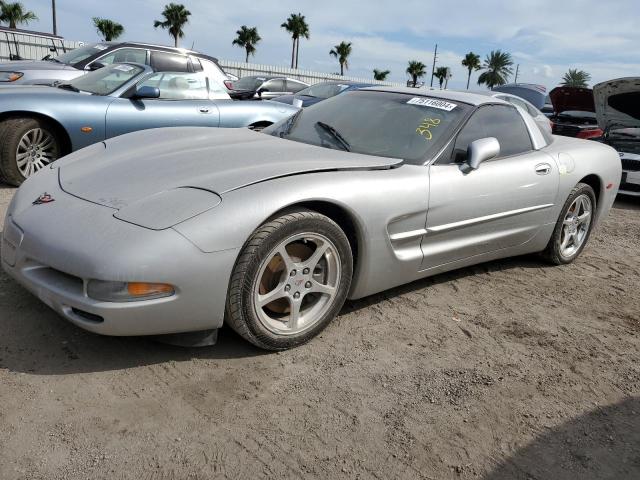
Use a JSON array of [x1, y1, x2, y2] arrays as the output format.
[[226, 209, 353, 350], [543, 183, 596, 264], [0, 117, 62, 186]]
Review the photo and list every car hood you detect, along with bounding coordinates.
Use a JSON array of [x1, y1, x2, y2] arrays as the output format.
[[0, 60, 76, 72], [57, 127, 402, 209], [549, 87, 595, 114], [593, 77, 640, 131], [0, 84, 77, 96]]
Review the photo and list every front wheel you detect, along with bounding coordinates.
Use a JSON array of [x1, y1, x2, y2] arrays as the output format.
[[0, 117, 62, 186], [226, 209, 353, 350], [543, 182, 596, 264]]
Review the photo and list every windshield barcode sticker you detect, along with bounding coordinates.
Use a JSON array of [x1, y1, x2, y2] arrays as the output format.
[[407, 97, 457, 111]]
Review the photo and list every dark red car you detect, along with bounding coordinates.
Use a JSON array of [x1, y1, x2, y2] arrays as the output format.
[[549, 87, 603, 139]]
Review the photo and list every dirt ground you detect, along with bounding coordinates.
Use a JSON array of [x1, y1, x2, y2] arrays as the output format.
[[0, 182, 638, 480]]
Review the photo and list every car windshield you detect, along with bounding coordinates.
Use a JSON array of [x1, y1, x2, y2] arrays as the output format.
[[233, 76, 266, 90], [265, 90, 472, 164], [52, 43, 110, 66], [297, 83, 352, 99], [68, 63, 143, 95]]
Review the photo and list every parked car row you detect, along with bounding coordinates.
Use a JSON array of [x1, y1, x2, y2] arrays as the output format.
[[0, 40, 630, 350], [0, 62, 300, 185]]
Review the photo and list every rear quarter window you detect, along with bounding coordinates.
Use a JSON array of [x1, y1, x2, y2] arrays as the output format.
[[150, 51, 190, 72]]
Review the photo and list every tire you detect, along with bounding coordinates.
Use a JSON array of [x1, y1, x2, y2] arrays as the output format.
[[0, 117, 62, 186], [542, 182, 597, 265], [226, 209, 353, 350]]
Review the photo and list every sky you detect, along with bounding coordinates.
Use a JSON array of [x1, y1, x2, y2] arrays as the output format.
[[21, 0, 640, 91]]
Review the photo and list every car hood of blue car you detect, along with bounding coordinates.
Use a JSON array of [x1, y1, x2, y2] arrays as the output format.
[[0, 84, 82, 96], [55, 126, 402, 209]]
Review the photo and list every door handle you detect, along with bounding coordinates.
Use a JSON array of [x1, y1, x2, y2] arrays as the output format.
[[535, 163, 552, 175], [198, 106, 210, 114]]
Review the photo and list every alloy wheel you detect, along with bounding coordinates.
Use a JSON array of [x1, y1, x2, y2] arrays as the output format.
[[560, 194, 592, 258], [15, 128, 58, 177], [254, 233, 341, 335]]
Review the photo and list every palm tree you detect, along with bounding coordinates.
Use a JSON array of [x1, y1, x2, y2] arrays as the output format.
[[406, 60, 426, 87], [477, 50, 514, 89], [461, 52, 481, 89], [329, 41, 352, 76], [0, 2, 37, 29], [153, 3, 191, 48], [281, 13, 310, 69], [92, 18, 124, 42], [434, 66, 450, 89], [232, 26, 261, 63], [561, 69, 591, 88], [373, 69, 390, 81]]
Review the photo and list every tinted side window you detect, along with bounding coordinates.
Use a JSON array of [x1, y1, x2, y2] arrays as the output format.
[[97, 48, 147, 65], [150, 51, 190, 72], [287, 80, 307, 93], [452, 105, 533, 163], [263, 79, 285, 91]]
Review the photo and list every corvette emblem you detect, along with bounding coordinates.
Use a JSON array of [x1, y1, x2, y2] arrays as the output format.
[[33, 193, 55, 205]]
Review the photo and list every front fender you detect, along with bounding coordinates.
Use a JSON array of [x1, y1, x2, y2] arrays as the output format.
[[173, 165, 431, 299], [0, 95, 111, 151]]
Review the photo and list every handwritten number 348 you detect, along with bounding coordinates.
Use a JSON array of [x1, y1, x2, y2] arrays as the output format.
[[416, 118, 441, 140]]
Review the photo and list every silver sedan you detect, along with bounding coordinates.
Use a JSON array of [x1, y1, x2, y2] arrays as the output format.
[[2, 87, 621, 350]]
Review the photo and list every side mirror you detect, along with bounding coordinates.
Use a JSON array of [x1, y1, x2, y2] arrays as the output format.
[[133, 86, 161, 99], [87, 61, 106, 71], [465, 137, 500, 171]]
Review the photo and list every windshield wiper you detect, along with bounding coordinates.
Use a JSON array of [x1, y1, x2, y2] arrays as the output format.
[[56, 83, 80, 92], [316, 121, 351, 151]]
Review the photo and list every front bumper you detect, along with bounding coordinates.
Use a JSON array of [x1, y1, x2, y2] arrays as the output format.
[[2, 180, 239, 337]]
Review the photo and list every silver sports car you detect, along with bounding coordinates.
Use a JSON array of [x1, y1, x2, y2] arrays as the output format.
[[2, 87, 622, 350]]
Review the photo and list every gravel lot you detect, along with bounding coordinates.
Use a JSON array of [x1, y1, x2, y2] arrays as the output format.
[[1, 182, 639, 480]]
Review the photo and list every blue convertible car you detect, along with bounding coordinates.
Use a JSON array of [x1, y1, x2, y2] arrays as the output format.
[[0, 63, 299, 185]]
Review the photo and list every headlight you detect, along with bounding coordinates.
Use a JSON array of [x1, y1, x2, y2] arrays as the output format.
[[0, 71, 24, 82], [87, 280, 175, 302]]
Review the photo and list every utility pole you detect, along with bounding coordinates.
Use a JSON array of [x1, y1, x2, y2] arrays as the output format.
[[52, 0, 57, 36], [429, 43, 438, 88], [514, 64, 520, 84]]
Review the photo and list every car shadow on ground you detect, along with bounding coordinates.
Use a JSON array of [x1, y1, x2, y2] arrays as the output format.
[[482, 396, 640, 480]]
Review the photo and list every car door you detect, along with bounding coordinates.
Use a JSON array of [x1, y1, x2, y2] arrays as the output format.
[[104, 72, 220, 139], [421, 104, 558, 269], [259, 79, 287, 99]]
